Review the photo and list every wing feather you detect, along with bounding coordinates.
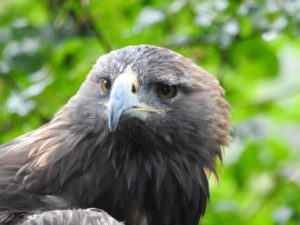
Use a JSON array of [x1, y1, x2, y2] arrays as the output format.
[[20, 209, 123, 225]]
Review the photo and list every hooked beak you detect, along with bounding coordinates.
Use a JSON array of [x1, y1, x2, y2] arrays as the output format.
[[106, 71, 163, 132]]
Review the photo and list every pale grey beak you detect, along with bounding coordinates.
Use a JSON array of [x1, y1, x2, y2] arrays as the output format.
[[106, 72, 139, 131]]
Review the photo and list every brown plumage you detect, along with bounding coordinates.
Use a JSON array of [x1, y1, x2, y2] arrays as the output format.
[[0, 45, 231, 225]]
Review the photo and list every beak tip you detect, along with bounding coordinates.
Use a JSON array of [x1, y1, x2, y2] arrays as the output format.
[[106, 111, 116, 132], [108, 125, 116, 132]]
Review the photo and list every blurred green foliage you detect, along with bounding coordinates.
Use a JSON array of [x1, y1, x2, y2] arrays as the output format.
[[0, 0, 300, 224]]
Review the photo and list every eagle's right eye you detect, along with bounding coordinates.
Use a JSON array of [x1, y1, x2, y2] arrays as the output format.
[[100, 78, 112, 93]]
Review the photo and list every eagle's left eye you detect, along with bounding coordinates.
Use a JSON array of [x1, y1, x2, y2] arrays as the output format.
[[100, 78, 111, 93], [157, 83, 178, 99]]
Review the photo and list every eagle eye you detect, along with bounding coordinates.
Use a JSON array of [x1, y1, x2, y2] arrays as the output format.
[[100, 78, 111, 93], [157, 83, 177, 99]]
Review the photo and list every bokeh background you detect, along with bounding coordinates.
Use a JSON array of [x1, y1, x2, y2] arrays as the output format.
[[0, 0, 300, 224]]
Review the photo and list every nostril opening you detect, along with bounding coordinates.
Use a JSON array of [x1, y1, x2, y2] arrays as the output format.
[[132, 84, 137, 93]]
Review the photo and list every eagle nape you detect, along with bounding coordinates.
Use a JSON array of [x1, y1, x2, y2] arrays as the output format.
[[0, 45, 231, 225]]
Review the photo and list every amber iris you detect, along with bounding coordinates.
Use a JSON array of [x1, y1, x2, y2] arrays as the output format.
[[100, 78, 112, 93]]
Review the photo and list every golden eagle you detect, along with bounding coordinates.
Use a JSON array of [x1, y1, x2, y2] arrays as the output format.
[[0, 45, 231, 225]]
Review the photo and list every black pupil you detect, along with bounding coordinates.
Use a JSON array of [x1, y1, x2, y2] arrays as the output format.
[[104, 79, 111, 89], [161, 86, 171, 95], [132, 84, 136, 93]]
